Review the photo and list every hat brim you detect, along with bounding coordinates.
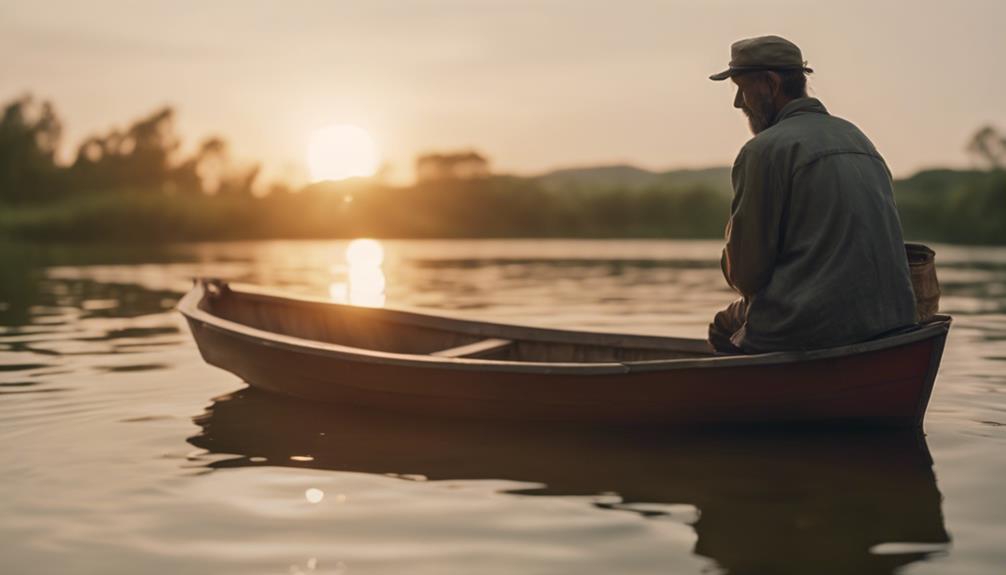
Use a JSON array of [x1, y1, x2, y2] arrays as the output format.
[[709, 68, 733, 81], [709, 65, 814, 81]]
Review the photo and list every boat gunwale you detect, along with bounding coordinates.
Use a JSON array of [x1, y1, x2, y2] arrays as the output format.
[[216, 281, 714, 353], [177, 279, 952, 375]]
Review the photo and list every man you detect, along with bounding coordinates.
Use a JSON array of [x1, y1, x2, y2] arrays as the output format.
[[707, 35, 916, 353]]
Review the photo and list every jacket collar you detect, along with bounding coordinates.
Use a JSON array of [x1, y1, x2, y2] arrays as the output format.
[[775, 97, 828, 124]]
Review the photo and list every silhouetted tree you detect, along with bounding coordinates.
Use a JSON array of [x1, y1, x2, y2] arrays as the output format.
[[71, 106, 182, 192], [0, 94, 64, 203], [191, 136, 259, 197], [967, 125, 1006, 170], [124, 107, 180, 187], [191, 136, 227, 194], [66, 107, 259, 196], [215, 164, 260, 197], [415, 151, 490, 182]]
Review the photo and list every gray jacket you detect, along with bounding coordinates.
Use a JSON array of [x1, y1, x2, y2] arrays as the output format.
[[722, 97, 916, 352]]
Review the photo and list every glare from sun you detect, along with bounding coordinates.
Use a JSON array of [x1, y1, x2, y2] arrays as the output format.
[[307, 124, 379, 182], [346, 238, 384, 267], [330, 238, 387, 307]]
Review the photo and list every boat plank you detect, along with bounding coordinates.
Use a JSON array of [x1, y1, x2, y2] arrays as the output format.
[[432, 338, 514, 358]]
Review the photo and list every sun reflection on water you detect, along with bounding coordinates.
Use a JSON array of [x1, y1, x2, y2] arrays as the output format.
[[330, 238, 386, 307]]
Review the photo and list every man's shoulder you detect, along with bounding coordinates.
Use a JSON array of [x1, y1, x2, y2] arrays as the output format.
[[736, 112, 878, 168], [734, 115, 810, 158], [734, 132, 772, 163], [733, 128, 788, 168]]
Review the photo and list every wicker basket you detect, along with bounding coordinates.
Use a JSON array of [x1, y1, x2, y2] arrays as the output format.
[[906, 243, 940, 323]]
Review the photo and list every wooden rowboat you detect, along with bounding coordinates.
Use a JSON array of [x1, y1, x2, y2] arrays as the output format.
[[178, 278, 951, 427]]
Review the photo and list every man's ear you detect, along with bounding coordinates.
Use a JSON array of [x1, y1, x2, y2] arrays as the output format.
[[766, 71, 782, 97]]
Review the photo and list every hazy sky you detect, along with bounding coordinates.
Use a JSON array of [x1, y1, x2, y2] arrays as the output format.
[[2, 0, 1004, 184]]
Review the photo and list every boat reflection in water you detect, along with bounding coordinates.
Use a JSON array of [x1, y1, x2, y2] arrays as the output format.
[[329, 238, 386, 308], [189, 389, 950, 574]]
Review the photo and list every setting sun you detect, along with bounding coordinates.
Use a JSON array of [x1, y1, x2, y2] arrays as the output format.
[[307, 124, 379, 182]]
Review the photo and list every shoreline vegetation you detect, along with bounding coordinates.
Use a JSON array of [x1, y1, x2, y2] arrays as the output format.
[[2, 95, 1004, 245], [2, 169, 1004, 245]]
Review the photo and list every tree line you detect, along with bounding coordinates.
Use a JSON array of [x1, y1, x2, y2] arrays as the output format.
[[0, 93, 1003, 244], [0, 94, 258, 204]]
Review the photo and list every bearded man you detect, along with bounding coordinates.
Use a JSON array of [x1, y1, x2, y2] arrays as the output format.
[[707, 35, 917, 353]]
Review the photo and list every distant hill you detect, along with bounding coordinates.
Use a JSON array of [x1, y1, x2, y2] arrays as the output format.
[[894, 168, 995, 197], [530, 163, 1004, 244], [894, 168, 1005, 244], [534, 164, 732, 196], [535, 164, 660, 190]]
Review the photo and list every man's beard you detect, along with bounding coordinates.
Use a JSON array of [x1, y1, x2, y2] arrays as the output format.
[[743, 96, 777, 135]]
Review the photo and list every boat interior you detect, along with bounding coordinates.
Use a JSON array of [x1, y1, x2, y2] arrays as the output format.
[[201, 283, 714, 363]]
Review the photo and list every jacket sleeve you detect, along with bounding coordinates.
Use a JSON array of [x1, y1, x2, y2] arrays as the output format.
[[721, 144, 785, 297]]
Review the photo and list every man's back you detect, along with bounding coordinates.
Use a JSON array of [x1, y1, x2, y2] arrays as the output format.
[[723, 97, 916, 352]]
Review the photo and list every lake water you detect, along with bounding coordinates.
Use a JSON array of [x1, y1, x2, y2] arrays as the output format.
[[1, 239, 1004, 575]]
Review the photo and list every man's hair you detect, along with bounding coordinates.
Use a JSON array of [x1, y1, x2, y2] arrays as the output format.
[[775, 69, 809, 99], [743, 68, 810, 99]]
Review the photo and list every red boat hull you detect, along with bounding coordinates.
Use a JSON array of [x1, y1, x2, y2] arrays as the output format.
[[183, 292, 948, 427]]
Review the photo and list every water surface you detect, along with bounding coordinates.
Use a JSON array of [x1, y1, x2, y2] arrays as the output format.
[[1, 240, 1004, 574]]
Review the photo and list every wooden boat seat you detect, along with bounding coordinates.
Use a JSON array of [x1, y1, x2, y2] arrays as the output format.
[[431, 338, 514, 359]]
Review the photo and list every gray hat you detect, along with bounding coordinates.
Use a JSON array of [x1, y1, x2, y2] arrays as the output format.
[[709, 35, 813, 81]]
